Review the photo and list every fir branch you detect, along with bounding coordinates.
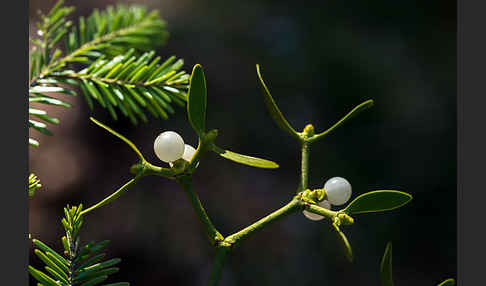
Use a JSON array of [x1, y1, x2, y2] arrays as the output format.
[[47, 51, 189, 125], [29, 204, 129, 286], [37, 3, 169, 80], [29, 1, 187, 146], [30, 0, 75, 84]]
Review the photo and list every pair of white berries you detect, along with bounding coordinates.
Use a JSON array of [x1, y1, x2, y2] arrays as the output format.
[[303, 177, 352, 221], [154, 132, 351, 221], [153, 131, 196, 165]]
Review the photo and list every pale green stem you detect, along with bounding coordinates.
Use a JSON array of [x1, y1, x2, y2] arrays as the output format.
[[306, 203, 338, 218], [301, 142, 311, 191], [135, 161, 176, 178], [177, 175, 224, 244], [80, 177, 139, 216], [224, 199, 302, 247]]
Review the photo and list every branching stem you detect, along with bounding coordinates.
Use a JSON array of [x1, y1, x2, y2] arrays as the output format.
[[224, 199, 302, 247]]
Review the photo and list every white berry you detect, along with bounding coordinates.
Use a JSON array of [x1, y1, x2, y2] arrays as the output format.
[[154, 131, 185, 163], [303, 200, 331, 221], [169, 144, 197, 167], [182, 144, 196, 162], [324, 177, 352, 206]]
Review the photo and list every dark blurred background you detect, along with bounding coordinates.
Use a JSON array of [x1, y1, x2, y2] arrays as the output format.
[[29, 0, 456, 285]]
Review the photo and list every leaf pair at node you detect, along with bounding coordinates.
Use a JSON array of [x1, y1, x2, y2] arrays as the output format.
[[256, 64, 374, 142], [187, 64, 279, 169]]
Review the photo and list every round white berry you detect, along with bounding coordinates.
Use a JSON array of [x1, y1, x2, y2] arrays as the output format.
[[169, 144, 197, 167], [324, 177, 352, 206], [303, 200, 331, 221], [181, 144, 196, 162], [153, 131, 185, 163]]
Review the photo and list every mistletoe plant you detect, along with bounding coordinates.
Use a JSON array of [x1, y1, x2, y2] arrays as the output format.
[[29, 1, 455, 286]]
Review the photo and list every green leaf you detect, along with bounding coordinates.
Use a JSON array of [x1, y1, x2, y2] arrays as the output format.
[[45, 252, 70, 275], [332, 223, 353, 262], [79, 275, 108, 286], [437, 278, 455, 286], [74, 253, 106, 273], [82, 258, 121, 272], [29, 108, 60, 124], [45, 266, 69, 285], [310, 99, 374, 142], [212, 145, 279, 169], [29, 95, 72, 107], [28, 265, 59, 286], [29, 120, 53, 136], [32, 239, 70, 267], [380, 242, 394, 286], [187, 64, 207, 136], [86, 240, 110, 253], [74, 267, 119, 282], [343, 190, 412, 215], [30, 85, 76, 95], [256, 64, 300, 141], [34, 249, 68, 280], [30, 138, 40, 147]]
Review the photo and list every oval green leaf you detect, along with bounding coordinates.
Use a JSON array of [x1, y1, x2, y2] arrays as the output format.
[[344, 190, 412, 215], [256, 65, 300, 141], [437, 278, 455, 286], [212, 145, 279, 169], [380, 242, 394, 286], [187, 64, 207, 136], [310, 99, 374, 142]]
